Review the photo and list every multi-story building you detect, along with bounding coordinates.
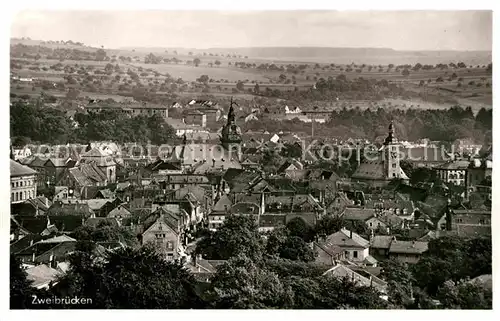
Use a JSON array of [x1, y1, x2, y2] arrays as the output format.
[[86, 102, 169, 119], [351, 122, 409, 187], [184, 110, 207, 127], [11, 160, 37, 204], [435, 160, 470, 186]]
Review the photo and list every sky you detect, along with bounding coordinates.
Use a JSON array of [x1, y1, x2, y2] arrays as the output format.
[[10, 10, 493, 51]]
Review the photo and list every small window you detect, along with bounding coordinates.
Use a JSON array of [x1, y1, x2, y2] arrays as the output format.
[[353, 251, 358, 258], [369, 222, 373, 227], [392, 173, 396, 177], [345, 251, 349, 258], [456, 218, 463, 223]]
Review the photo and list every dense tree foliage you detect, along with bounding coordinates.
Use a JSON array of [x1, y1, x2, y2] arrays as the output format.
[[51, 245, 204, 308], [243, 105, 492, 144], [10, 255, 36, 309], [195, 215, 264, 261], [10, 102, 175, 144], [411, 236, 492, 296], [72, 220, 139, 247]]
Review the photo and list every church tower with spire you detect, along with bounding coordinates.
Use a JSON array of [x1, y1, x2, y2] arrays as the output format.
[[220, 97, 242, 159], [383, 121, 407, 180]]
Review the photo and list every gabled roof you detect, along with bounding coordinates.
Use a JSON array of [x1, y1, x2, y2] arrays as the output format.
[[142, 207, 184, 233], [314, 240, 344, 257], [351, 160, 385, 180], [370, 235, 394, 249], [37, 235, 77, 244], [323, 264, 387, 293], [11, 216, 50, 235], [10, 160, 37, 177], [212, 195, 233, 213], [26, 264, 61, 288], [10, 234, 43, 254], [342, 207, 376, 221], [325, 228, 370, 248], [389, 240, 428, 254]]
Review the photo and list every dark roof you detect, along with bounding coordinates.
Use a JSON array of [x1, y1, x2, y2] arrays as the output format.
[[85, 217, 120, 228], [259, 214, 286, 227], [314, 240, 344, 257], [342, 207, 376, 221], [351, 160, 385, 180], [47, 202, 94, 217], [50, 215, 85, 232], [10, 160, 37, 177], [370, 235, 394, 249], [11, 216, 50, 234], [11, 234, 43, 254]]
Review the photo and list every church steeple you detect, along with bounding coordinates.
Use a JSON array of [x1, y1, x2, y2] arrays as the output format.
[[384, 121, 396, 146], [227, 100, 236, 125], [220, 97, 242, 158]]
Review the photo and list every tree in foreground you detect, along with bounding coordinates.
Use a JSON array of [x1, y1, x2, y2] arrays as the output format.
[[195, 215, 264, 261], [209, 255, 294, 309], [52, 245, 203, 309], [10, 255, 36, 309]]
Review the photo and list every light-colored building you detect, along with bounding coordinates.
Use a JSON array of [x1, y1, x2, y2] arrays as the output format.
[[11, 160, 37, 204], [435, 160, 470, 186], [322, 228, 371, 263], [86, 103, 169, 119]]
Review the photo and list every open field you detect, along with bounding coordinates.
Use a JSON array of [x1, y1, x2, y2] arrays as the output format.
[[10, 40, 492, 111]]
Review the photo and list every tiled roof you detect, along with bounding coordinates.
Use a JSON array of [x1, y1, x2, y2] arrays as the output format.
[[342, 207, 376, 221], [212, 195, 232, 213], [323, 264, 387, 293], [11, 216, 50, 234], [351, 160, 385, 180], [259, 214, 286, 227], [314, 240, 344, 257], [10, 160, 37, 177], [230, 202, 260, 214], [10, 233, 43, 254], [85, 199, 113, 211], [170, 143, 241, 170], [26, 156, 48, 168], [370, 235, 394, 249], [389, 240, 428, 254], [25, 264, 61, 288], [38, 235, 77, 244], [85, 217, 120, 228], [325, 228, 370, 248]]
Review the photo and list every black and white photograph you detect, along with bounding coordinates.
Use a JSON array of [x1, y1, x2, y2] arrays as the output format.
[[5, 4, 496, 313]]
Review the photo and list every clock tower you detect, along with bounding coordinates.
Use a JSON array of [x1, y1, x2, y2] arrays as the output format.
[[220, 97, 242, 160], [383, 122, 407, 180]]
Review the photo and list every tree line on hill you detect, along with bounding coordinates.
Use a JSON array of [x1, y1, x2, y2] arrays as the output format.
[[10, 102, 176, 145], [11, 215, 491, 309], [243, 105, 492, 144]]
